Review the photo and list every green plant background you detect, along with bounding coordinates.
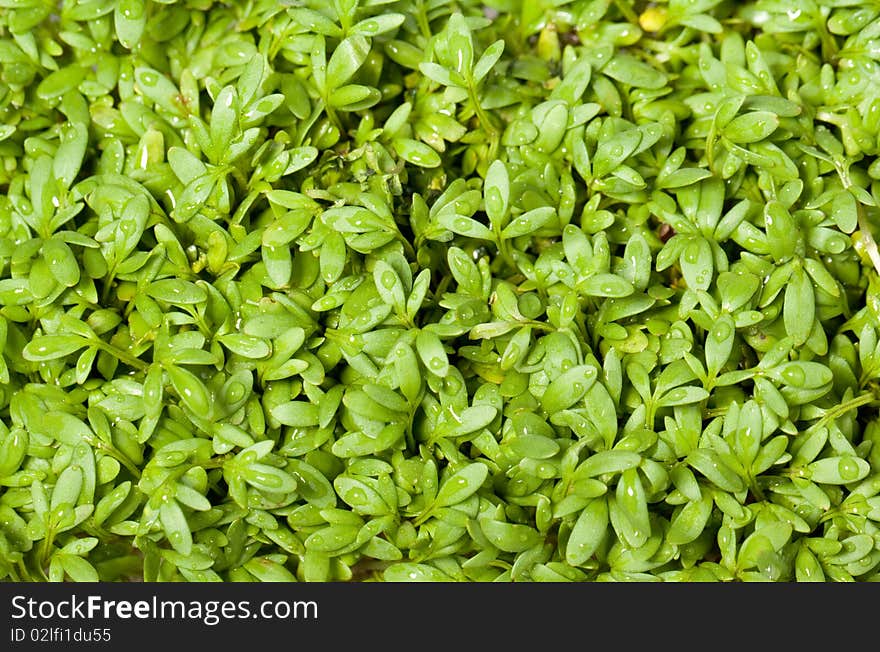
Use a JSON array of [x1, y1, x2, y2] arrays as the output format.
[[2, 0, 880, 582]]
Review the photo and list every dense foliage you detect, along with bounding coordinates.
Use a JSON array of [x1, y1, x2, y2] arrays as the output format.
[[3, 0, 880, 582]]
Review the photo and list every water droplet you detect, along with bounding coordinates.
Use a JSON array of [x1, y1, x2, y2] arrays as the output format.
[[838, 457, 861, 481], [254, 472, 282, 488], [380, 271, 397, 289], [139, 71, 159, 87], [780, 365, 805, 386], [349, 489, 366, 504], [226, 381, 246, 402], [120, 0, 145, 19], [161, 452, 187, 467], [713, 321, 732, 341], [256, 98, 276, 114]]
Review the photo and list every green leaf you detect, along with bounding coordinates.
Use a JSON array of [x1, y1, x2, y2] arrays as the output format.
[[615, 467, 651, 547], [134, 67, 184, 116], [473, 39, 505, 83], [210, 85, 239, 153], [500, 207, 556, 239], [334, 476, 393, 515], [478, 518, 543, 553], [783, 266, 814, 347], [723, 111, 779, 144], [166, 365, 212, 416], [326, 35, 371, 89], [57, 554, 99, 582], [383, 563, 454, 582], [687, 449, 746, 492], [418, 62, 465, 87], [541, 365, 597, 413], [147, 279, 208, 305], [601, 54, 667, 89], [22, 334, 90, 361], [765, 200, 798, 262], [667, 492, 714, 546], [243, 557, 297, 582], [807, 457, 870, 485], [416, 329, 449, 377], [579, 273, 635, 298], [484, 159, 510, 230], [271, 401, 320, 427], [393, 138, 441, 168], [656, 386, 710, 407], [51, 466, 83, 511], [242, 464, 298, 494], [160, 499, 192, 556], [329, 84, 381, 110], [433, 463, 488, 508], [565, 497, 608, 565], [680, 237, 714, 291], [351, 13, 405, 37], [577, 451, 642, 478]]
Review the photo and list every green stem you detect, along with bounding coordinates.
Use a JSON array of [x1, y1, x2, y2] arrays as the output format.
[[856, 203, 880, 277], [94, 340, 149, 372], [101, 267, 118, 305], [748, 475, 766, 502], [812, 392, 876, 432], [467, 82, 500, 149], [396, 232, 418, 261], [201, 455, 233, 470], [413, 505, 436, 527], [645, 400, 657, 430], [415, 0, 432, 40], [105, 446, 143, 480], [612, 0, 640, 24], [323, 96, 344, 136], [39, 528, 55, 572], [494, 235, 518, 275]]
